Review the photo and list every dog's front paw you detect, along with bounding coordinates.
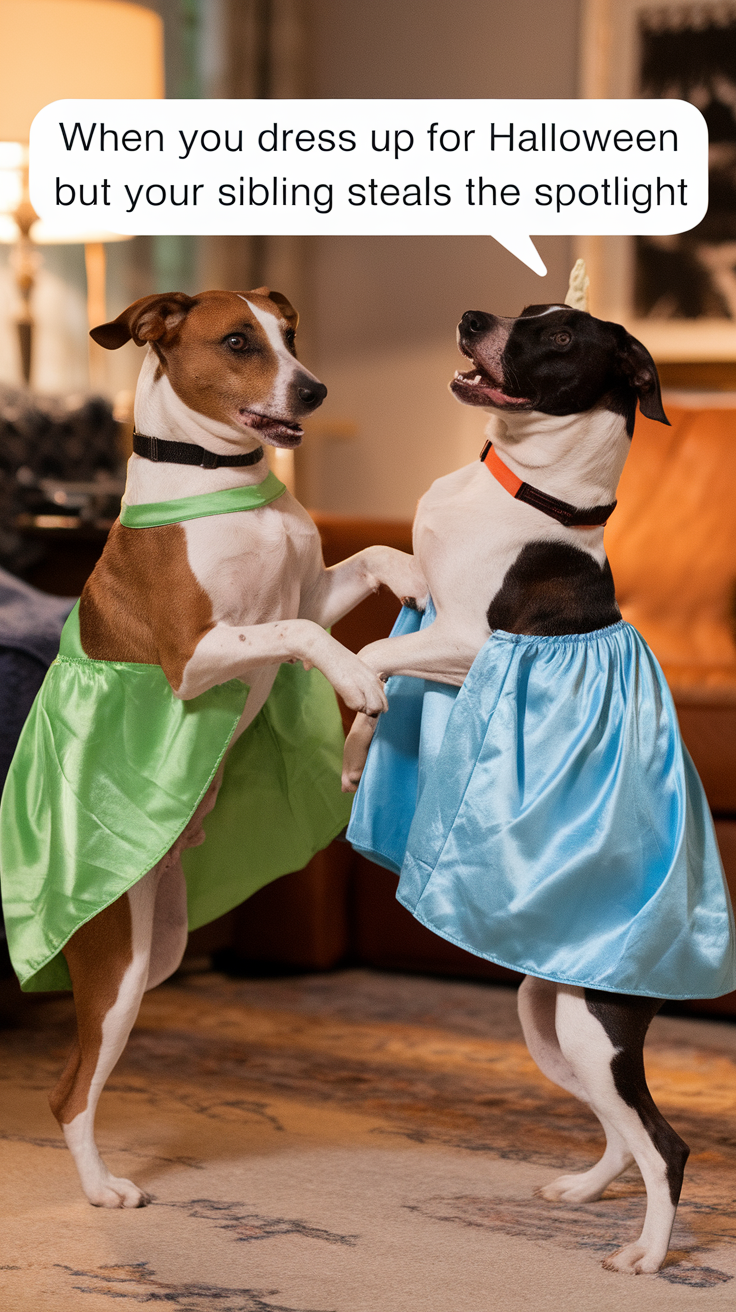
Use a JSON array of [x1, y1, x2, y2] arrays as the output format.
[[349, 676, 388, 718], [333, 659, 388, 718], [341, 712, 378, 791]]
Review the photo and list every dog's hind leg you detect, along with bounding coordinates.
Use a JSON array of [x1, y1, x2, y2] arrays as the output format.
[[519, 976, 634, 1202], [553, 985, 688, 1275], [49, 869, 160, 1207], [49, 777, 218, 1206], [144, 775, 217, 989], [518, 975, 590, 1099]]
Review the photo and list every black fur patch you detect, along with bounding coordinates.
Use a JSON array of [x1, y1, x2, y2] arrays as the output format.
[[487, 541, 622, 636], [585, 989, 689, 1207], [500, 307, 668, 434]]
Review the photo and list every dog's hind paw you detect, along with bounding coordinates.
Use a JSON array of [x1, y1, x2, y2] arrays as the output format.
[[602, 1241, 664, 1275], [535, 1172, 606, 1203], [87, 1175, 151, 1209]]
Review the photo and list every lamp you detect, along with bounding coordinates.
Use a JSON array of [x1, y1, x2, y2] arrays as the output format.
[[0, 0, 164, 386]]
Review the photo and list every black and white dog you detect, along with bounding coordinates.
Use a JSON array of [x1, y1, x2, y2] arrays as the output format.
[[343, 302, 697, 1275]]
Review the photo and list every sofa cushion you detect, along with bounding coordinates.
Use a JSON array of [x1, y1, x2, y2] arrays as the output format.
[[607, 406, 736, 676], [606, 405, 736, 811]]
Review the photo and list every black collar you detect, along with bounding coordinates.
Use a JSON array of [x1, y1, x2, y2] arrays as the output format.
[[133, 431, 265, 469]]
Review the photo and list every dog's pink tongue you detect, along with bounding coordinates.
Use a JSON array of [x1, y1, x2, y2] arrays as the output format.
[[452, 371, 531, 407], [486, 385, 530, 407]]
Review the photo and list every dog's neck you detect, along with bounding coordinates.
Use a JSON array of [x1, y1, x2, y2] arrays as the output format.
[[487, 405, 631, 508], [125, 347, 271, 505]]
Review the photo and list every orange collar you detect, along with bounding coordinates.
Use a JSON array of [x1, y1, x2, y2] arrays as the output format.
[[480, 441, 616, 530]]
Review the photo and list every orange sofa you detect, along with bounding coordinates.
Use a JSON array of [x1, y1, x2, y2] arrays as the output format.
[[607, 406, 736, 817]]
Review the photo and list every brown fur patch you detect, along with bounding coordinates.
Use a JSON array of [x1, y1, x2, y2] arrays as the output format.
[[157, 291, 282, 426], [49, 893, 134, 1125], [79, 520, 214, 691]]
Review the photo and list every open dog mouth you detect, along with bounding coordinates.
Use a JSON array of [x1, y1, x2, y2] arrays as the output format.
[[237, 408, 304, 447], [450, 366, 531, 409]]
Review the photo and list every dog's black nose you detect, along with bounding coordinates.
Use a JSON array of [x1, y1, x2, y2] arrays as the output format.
[[297, 380, 327, 407], [461, 310, 493, 335]]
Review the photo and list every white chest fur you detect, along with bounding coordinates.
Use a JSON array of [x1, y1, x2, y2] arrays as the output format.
[[182, 494, 324, 739], [414, 405, 630, 634], [182, 492, 323, 628]]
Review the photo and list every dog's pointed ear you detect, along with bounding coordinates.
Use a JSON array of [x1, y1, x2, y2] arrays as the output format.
[[618, 332, 670, 425], [90, 293, 196, 350], [265, 289, 299, 329]]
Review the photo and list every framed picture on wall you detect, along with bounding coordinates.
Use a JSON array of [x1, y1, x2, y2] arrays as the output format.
[[579, 0, 736, 379]]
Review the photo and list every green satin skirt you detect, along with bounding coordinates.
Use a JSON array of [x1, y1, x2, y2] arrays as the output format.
[[0, 604, 352, 991]]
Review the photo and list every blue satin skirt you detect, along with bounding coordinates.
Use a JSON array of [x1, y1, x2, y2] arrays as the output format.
[[347, 605, 736, 999]]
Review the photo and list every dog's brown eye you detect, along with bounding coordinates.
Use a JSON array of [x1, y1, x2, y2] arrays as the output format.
[[553, 331, 572, 347], [225, 334, 247, 351]]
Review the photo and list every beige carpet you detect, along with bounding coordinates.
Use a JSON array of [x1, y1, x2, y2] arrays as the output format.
[[2, 967, 736, 1311]]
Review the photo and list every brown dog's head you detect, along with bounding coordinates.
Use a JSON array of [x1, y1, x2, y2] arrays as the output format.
[[91, 288, 326, 447], [451, 304, 668, 437]]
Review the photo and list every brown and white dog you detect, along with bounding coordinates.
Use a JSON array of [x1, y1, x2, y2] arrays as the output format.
[[343, 303, 692, 1275], [48, 287, 426, 1209]]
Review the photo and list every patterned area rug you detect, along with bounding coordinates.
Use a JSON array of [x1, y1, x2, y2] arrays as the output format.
[[2, 967, 736, 1311]]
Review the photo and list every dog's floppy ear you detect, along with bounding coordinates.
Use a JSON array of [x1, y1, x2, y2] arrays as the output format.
[[90, 293, 196, 350], [618, 332, 670, 425]]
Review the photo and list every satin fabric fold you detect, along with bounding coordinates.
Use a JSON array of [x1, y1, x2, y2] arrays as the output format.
[[0, 603, 351, 992], [348, 606, 736, 1000]]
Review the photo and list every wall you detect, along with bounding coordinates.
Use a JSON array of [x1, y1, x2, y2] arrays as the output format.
[[297, 0, 581, 518], [0, 0, 581, 483]]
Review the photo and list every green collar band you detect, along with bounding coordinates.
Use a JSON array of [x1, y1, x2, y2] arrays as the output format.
[[120, 470, 286, 528]]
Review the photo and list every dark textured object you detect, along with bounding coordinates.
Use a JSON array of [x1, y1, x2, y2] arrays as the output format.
[[0, 568, 74, 948], [0, 386, 120, 574], [637, 17, 736, 320], [640, 19, 736, 99], [0, 648, 48, 793]]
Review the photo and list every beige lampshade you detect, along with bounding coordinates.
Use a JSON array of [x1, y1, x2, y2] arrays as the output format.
[[0, 0, 164, 144]]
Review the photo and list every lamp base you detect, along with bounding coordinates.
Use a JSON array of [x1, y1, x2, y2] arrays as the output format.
[[17, 319, 31, 385]]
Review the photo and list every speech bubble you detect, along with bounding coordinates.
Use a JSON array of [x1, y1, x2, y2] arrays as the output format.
[[28, 98, 708, 275]]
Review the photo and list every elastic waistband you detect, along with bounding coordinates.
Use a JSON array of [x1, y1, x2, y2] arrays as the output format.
[[490, 620, 629, 647]]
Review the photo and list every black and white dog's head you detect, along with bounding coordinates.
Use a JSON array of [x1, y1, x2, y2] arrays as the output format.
[[451, 304, 668, 435]]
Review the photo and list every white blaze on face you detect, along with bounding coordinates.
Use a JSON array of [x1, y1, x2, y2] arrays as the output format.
[[241, 296, 318, 415]]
